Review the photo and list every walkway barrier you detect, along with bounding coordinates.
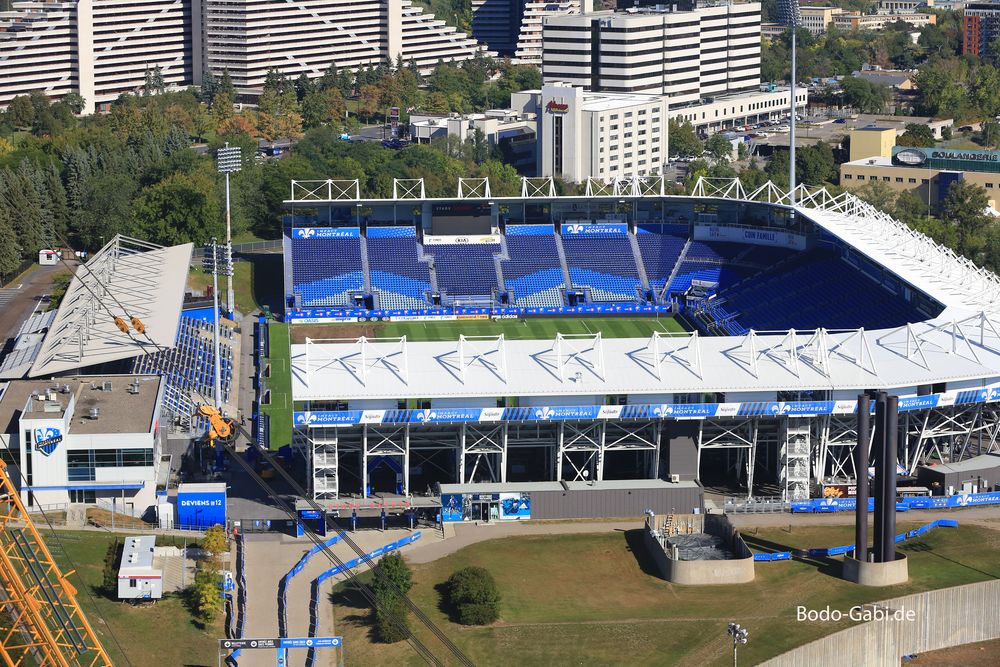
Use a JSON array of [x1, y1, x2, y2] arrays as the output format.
[[752, 519, 958, 561], [225, 531, 247, 666], [278, 532, 346, 637], [791, 491, 1000, 513], [304, 532, 422, 667], [287, 303, 674, 323]]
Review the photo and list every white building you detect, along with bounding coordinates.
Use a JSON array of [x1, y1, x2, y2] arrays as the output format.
[[0, 376, 165, 515], [0, 0, 197, 113], [472, 0, 590, 65], [117, 535, 163, 600], [512, 84, 669, 182], [541, 2, 761, 106], [203, 0, 485, 94], [669, 86, 808, 135], [410, 109, 537, 172]]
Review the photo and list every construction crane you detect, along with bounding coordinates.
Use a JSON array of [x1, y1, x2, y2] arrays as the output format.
[[196, 405, 235, 445], [0, 460, 113, 666]]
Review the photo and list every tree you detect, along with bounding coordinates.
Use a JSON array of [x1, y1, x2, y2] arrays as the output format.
[[133, 166, 223, 245], [7, 95, 35, 128], [446, 566, 500, 626], [896, 123, 936, 148], [668, 119, 702, 158], [302, 88, 346, 129], [218, 113, 257, 138], [372, 552, 412, 643], [840, 76, 890, 114], [61, 93, 86, 115], [737, 141, 749, 161], [982, 120, 1000, 149], [100, 539, 120, 597], [144, 66, 166, 96], [942, 179, 992, 259], [202, 525, 229, 557], [795, 142, 836, 185], [705, 134, 734, 162]]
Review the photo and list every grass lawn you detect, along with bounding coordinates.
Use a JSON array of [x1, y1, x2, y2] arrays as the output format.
[[332, 523, 1000, 667], [39, 529, 221, 667], [288, 315, 687, 344], [262, 321, 292, 448], [188, 261, 267, 315]]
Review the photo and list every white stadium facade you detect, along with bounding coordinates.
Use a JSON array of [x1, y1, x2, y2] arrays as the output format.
[[283, 176, 1000, 508]]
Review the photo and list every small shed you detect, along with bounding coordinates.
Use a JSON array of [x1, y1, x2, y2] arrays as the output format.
[[117, 536, 162, 600], [917, 454, 1000, 494], [38, 249, 60, 266]]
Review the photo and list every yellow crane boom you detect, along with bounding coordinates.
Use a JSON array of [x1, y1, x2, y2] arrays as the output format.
[[0, 460, 113, 666]]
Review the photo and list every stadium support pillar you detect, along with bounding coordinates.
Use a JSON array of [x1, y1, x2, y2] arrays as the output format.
[[882, 395, 898, 563], [555, 423, 565, 482], [404, 426, 410, 498], [362, 428, 369, 499], [855, 394, 870, 561]]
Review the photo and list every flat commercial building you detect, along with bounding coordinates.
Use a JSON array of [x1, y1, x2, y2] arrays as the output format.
[[472, 0, 589, 64], [203, 0, 485, 93], [799, 6, 842, 34], [833, 10, 935, 30], [0, 0, 197, 113], [541, 2, 761, 106], [0, 375, 164, 515], [410, 110, 537, 173], [840, 145, 1000, 211], [669, 86, 806, 135], [512, 84, 669, 182]]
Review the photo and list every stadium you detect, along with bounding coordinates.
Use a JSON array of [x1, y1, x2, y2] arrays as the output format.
[[280, 175, 1000, 517]]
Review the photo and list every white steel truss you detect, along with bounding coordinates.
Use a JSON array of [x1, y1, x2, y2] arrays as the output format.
[[290, 179, 361, 201], [521, 176, 555, 198], [460, 423, 507, 483], [458, 177, 491, 199], [458, 334, 508, 384], [553, 332, 605, 382], [362, 424, 408, 498], [303, 336, 409, 386], [630, 330, 703, 380], [393, 178, 425, 200]]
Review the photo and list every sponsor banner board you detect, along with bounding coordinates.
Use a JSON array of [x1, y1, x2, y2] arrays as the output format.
[[291, 227, 360, 239]]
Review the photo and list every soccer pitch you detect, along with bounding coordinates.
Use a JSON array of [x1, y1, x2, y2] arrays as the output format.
[[290, 315, 688, 343]]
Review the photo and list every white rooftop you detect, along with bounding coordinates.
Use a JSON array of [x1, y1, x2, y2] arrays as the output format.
[[118, 535, 157, 575], [27, 236, 192, 378]]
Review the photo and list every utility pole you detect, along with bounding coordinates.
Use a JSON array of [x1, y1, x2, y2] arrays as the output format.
[[728, 622, 748, 667], [216, 144, 242, 317]]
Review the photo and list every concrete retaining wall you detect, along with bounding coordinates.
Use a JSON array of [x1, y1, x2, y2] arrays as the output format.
[[643, 514, 754, 585], [759, 579, 1000, 667]]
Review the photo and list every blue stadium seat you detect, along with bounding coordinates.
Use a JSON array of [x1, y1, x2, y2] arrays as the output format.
[[636, 224, 688, 290], [501, 225, 566, 307], [292, 234, 363, 307], [425, 242, 500, 302], [367, 226, 433, 309], [561, 229, 642, 302]]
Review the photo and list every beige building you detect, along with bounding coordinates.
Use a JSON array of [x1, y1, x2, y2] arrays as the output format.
[[800, 6, 843, 35], [834, 11, 936, 30], [841, 144, 1000, 211], [849, 127, 897, 162]]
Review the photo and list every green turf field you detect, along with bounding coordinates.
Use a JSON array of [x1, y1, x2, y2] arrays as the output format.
[[291, 315, 687, 343], [261, 322, 292, 448]]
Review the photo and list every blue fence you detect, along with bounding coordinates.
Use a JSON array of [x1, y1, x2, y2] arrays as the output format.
[[791, 491, 1000, 513], [278, 532, 346, 637], [752, 519, 959, 561], [304, 532, 422, 667]]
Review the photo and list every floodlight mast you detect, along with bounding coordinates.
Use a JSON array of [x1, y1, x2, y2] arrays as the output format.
[[205, 238, 223, 409], [216, 143, 242, 317], [727, 622, 749, 667]]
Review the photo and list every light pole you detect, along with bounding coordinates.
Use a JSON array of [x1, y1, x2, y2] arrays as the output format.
[[204, 239, 223, 410], [216, 144, 242, 317], [727, 622, 748, 667], [789, 26, 797, 207]]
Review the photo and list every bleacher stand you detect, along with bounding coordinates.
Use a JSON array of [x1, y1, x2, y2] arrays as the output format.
[[668, 241, 757, 295], [367, 227, 433, 309], [133, 316, 235, 431], [636, 224, 688, 291], [291, 234, 363, 307], [561, 228, 642, 302], [501, 225, 566, 307], [425, 242, 500, 304]]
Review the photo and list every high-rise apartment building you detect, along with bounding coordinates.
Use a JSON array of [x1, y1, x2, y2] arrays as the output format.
[[0, 0, 484, 110], [472, 0, 590, 64], [0, 0, 197, 113], [541, 2, 761, 106], [963, 2, 1000, 57], [204, 0, 484, 92]]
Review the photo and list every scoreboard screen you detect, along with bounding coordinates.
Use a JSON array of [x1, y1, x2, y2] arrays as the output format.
[[431, 202, 492, 235]]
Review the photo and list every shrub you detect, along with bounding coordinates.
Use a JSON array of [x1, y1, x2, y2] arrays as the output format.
[[371, 552, 413, 643], [100, 539, 120, 597], [202, 524, 229, 557], [375, 598, 410, 643], [446, 566, 500, 625]]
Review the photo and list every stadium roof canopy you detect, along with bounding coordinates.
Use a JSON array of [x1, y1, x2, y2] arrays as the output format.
[[290, 318, 1000, 401], [23, 235, 192, 378], [0, 310, 56, 379]]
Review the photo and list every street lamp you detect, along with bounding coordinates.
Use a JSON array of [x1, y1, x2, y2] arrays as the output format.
[[727, 622, 749, 667], [216, 143, 242, 317]]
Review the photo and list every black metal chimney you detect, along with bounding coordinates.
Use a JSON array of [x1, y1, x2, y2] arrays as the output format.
[[872, 392, 887, 563], [855, 394, 870, 561], [882, 395, 899, 563]]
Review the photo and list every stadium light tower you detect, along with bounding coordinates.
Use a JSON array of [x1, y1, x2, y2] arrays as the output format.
[[216, 143, 241, 317], [204, 238, 223, 409], [727, 622, 749, 667]]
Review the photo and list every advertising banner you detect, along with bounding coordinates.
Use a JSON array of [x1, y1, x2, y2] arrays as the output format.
[[441, 494, 472, 522], [498, 493, 531, 520], [177, 489, 227, 528], [291, 227, 360, 240], [560, 222, 628, 236], [694, 224, 807, 250]]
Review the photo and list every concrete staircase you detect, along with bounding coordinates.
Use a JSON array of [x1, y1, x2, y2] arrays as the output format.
[[628, 230, 652, 295], [661, 239, 692, 300], [553, 230, 574, 292], [359, 234, 372, 293]]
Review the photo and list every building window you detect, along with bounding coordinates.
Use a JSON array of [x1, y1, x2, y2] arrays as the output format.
[[895, 177, 903, 183], [908, 178, 916, 184], [883, 177, 890, 182], [130, 580, 137, 588], [844, 174, 852, 180], [988, 183, 995, 189]]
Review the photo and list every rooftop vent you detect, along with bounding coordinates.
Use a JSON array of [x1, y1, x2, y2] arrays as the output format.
[[42, 401, 61, 413], [128, 381, 139, 395], [61, 384, 70, 394], [102, 381, 113, 391], [88, 407, 100, 420]]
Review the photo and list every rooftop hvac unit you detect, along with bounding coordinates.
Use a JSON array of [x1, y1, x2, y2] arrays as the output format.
[[102, 381, 113, 391], [88, 407, 100, 420], [670, 474, 681, 483], [43, 401, 61, 413], [61, 384, 70, 393], [128, 382, 139, 395]]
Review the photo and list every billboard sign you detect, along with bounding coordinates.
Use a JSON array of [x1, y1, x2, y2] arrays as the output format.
[[291, 227, 360, 239], [499, 493, 531, 520], [177, 487, 227, 528], [33, 426, 63, 456], [560, 222, 628, 236], [441, 494, 472, 522]]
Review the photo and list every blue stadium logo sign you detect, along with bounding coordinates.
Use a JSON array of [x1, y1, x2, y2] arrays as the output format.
[[565, 224, 585, 234], [294, 412, 318, 425], [294, 227, 318, 239], [34, 427, 62, 456], [534, 407, 556, 420], [292, 227, 360, 239], [770, 402, 794, 415]]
